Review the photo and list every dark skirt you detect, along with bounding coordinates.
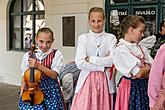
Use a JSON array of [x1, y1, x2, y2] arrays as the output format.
[[116, 76, 149, 110], [19, 76, 65, 110], [129, 77, 149, 110]]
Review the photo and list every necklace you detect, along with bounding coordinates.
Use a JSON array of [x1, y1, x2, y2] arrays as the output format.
[[96, 36, 102, 48]]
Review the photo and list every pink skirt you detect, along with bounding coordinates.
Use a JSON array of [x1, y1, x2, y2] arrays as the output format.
[[115, 78, 131, 110], [70, 71, 113, 110]]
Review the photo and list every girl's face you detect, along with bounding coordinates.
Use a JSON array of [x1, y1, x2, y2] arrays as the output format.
[[131, 23, 145, 43], [35, 32, 54, 53], [89, 12, 104, 33]]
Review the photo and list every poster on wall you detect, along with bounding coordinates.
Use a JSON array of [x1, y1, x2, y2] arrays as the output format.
[[134, 7, 157, 38], [162, 7, 165, 20], [109, 9, 128, 39], [110, 0, 128, 4], [133, 0, 157, 2], [62, 16, 75, 47]]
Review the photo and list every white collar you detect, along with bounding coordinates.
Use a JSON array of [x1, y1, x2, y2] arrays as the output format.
[[89, 30, 105, 38], [118, 38, 138, 46], [35, 48, 52, 57]]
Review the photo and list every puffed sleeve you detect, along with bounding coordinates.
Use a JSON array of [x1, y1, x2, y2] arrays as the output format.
[[89, 34, 117, 67], [139, 35, 156, 49], [113, 45, 140, 77], [142, 46, 153, 65], [75, 34, 104, 71], [51, 50, 64, 75], [148, 44, 165, 107]]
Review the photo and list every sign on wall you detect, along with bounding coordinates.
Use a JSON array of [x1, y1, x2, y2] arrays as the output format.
[[62, 16, 75, 47], [109, 9, 128, 39], [134, 7, 157, 38], [134, 0, 157, 2]]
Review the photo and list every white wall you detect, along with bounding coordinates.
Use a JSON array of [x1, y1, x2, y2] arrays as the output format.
[[0, 0, 104, 85], [0, 0, 24, 85], [45, 0, 104, 62], [51, 14, 88, 62]]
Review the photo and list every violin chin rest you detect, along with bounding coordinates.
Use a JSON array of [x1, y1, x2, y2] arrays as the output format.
[[23, 100, 32, 106]]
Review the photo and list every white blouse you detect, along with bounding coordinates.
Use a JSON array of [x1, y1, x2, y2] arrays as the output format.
[[21, 48, 64, 76], [113, 38, 153, 77], [75, 30, 117, 93]]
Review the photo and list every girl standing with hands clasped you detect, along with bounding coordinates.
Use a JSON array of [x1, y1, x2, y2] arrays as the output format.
[[19, 27, 65, 110], [113, 15, 153, 110], [70, 7, 117, 110]]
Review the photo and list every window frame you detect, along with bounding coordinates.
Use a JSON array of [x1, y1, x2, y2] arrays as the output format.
[[105, 0, 165, 39], [8, 0, 45, 51]]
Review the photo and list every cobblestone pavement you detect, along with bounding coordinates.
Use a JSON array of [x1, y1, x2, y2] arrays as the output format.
[[0, 82, 20, 110]]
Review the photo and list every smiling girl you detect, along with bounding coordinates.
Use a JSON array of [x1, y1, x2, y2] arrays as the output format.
[[70, 7, 117, 110], [19, 27, 65, 110]]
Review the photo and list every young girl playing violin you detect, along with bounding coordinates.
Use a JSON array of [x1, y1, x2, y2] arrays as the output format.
[[19, 27, 65, 110]]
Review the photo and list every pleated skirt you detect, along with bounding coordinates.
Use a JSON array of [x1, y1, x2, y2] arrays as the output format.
[[70, 71, 114, 110]]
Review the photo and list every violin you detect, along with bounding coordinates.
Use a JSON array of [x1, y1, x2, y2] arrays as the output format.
[[22, 44, 44, 105]]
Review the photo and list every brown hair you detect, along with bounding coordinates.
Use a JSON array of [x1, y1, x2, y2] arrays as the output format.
[[119, 15, 145, 37], [36, 27, 54, 40], [88, 7, 105, 20], [160, 20, 165, 31]]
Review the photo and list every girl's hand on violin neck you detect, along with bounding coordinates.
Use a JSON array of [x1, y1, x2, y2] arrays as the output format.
[[28, 58, 40, 68]]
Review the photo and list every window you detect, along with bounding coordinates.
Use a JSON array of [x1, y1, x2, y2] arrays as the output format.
[[133, 6, 157, 38], [108, 8, 129, 39], [110, 0, 128, 4], [133, 0, 157, 2], [8, 0, 45, 51], [105, 0, 165, 40], [162, 6, 165, 20]]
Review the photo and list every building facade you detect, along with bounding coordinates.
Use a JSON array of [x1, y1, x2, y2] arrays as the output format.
[[0, 0, 165, 85], [0, 0, 104, 85]]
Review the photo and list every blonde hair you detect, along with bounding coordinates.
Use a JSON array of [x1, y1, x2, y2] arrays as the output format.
[[88, 7, 105, 20], [119, 15, 145, 37]]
